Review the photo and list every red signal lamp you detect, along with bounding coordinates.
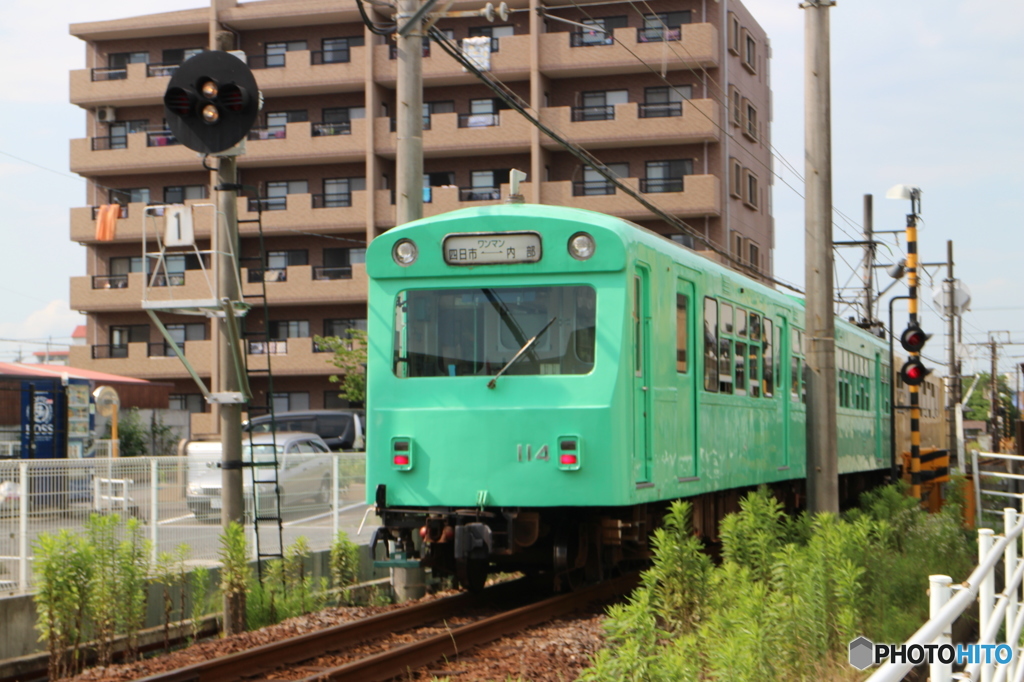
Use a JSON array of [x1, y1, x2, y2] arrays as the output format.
[[900, 358, 930, 386], [899, 324, 930, 353]]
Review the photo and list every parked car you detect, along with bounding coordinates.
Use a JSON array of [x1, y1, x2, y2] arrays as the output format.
[[185, 432, 333, 522], [243, 409, 365, 451]]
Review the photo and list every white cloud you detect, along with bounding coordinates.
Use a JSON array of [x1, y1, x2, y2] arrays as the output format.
[[0, 300, 83, 341]]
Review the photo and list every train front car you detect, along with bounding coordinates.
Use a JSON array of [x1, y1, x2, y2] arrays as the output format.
[[365, 204, 634, 588]]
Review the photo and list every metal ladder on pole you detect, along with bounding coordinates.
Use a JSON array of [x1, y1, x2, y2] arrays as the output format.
[[238, 194, 285, 574]]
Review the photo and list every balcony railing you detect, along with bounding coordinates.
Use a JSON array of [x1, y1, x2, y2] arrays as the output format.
[[92, 345, 128, 359], [637, 27, 682, 42], [248, 197, 287, 211], [146, 62, 181, 78], [91, 205, 129, 220], [458, 113, 500, 128], [92, 275, 129, 289], [638, 102, 683, 118], [312, 266, 353, 281], [91, 67, 127, 81], [640, 177, 685, 193], [247, 126, 287, 141], [570, 31, 613, 47], [311, 121, 351, 137], [460, 187, 500, 202], [146, 130, 179, 146], [150, 272, 186, 287], [571, 105, 615, 122], [248, 340, 288, 355], [92, 136, 128, 151], [311, 50, 351, 65], [147, 342, 178, 357], [572, 180, 617, 196], [312, 193, 352, 209], [247, 268, 287, 283]]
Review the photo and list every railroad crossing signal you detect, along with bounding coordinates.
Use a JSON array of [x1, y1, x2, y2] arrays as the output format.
[[899, 323, 931, 353], [898, 322, 931, 386], [163, 51, 259, 154], [900, 358, 930, 386]]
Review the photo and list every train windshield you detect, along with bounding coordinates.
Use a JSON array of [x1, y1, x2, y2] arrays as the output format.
[[394, 285, 596, 378]]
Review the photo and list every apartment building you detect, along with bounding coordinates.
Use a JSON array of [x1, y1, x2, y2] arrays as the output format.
[[68, 0, 772, 434]]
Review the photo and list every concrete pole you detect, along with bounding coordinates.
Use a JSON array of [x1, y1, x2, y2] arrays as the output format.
[[210, 9, 246, 634], [392, 0, 427, 600], [992, 339, 1000, 453], [395, 0, 424, 226], [802, 0, 839, 514], [945, 241, 958, 466], [862, 194, 875, 329]]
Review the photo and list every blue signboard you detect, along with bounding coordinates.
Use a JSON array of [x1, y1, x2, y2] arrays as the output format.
[[20, 379, 66, 459]]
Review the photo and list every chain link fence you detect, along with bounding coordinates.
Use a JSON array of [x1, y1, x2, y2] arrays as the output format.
[[0, 453, 368, 594]]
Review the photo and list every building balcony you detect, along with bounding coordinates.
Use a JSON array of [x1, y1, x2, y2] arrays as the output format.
[[70, 119, 367, 176], [539, 99, 719, 150], [70, 340, 213, 380], [71, 191, 368, 245], [240, 263, 367, 305], [244, 336, 337, 376], [70, 48, 366, 109], [539, 175, 720, 220], [374, 183, 518, 227], [70, 269, 217, 313], [539, 24, 718, 78], [372, 111, 531, 158], [372, 34, 531, 86]]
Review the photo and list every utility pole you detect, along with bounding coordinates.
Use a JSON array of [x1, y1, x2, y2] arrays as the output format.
[[396, 0, 424, 226], [862, 194, 875, 329], [991, 338, 1000, 452], [944, 240, 958, 467], [802, 0, 838, 514]]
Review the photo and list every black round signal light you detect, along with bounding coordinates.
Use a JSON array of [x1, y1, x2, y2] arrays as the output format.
[[164, 87, 195, 117], [900, 358, 930, 386], [899, 323, 930, 353]]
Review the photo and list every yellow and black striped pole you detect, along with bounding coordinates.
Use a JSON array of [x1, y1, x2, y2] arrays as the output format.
[[906, 211, 922, 500]]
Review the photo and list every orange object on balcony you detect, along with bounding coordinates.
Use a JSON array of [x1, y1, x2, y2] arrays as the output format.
[[95, 204, 119, 241]]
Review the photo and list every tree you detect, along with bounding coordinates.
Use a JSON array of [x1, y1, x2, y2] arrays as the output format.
[[964, 373, 1020, 424], [102, 407, 148, 457], [314, 329, 367, 406]]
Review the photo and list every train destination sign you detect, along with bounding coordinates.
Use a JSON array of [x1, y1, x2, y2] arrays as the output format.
[[443, 232, 542, 265]]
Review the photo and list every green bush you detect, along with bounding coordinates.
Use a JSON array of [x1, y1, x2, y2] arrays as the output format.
[[580, 486, 976, 681], [34, 530, 93, 680]]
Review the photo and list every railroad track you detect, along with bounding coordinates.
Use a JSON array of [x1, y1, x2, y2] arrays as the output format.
[[136, 573, 638, 682]]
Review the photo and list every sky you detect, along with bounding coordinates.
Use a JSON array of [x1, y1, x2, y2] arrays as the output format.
[[0, 0, 1021, 379]]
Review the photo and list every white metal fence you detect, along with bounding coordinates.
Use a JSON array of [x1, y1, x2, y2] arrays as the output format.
[[974, 450, 1024, 521], [867, 508, 1024, 682], [0, 453, 368, 595]]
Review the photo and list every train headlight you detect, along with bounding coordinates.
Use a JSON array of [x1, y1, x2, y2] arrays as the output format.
[[393, 239, 418, 266], [568, 232, 595, 260]]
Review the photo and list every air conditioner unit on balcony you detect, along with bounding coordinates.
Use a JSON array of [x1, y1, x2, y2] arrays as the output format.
[[96, 106, 117, 123]]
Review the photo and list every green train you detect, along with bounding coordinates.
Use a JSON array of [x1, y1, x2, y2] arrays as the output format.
[[365, 203, 891, 588]]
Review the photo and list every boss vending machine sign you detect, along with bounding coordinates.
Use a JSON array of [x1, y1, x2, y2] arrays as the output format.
[[19, 378, 90, 458]]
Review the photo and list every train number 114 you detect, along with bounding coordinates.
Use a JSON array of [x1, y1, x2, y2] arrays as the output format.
[[517, 444, 549, 462]]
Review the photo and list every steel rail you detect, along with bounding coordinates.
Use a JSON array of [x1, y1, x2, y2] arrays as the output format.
[[295, 572, 639, 682]]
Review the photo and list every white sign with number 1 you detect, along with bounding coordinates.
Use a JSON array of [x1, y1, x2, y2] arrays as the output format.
[[164, 205, 195, 247]]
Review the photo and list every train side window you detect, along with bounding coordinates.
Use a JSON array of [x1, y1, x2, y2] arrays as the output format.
[[718, 302, 733, 394], [734, 342, 747, 396], [736, 307, 747, 338], [703, 297, 719, 392], [762, 318, 773, 397], [721, 303, 734, 334], [748, 342, 760, 397], [675, 293, 688, 373], [749, 312, 761, 342]]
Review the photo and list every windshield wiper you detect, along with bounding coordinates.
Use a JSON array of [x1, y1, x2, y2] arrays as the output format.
[[487, 316, 557, 389]]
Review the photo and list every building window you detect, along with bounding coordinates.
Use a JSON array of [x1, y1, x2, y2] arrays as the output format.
[[576, 163, 628, 196], [728, 12, 740, 55], [102, 120, 148, 150], [110, 187, 150, 205], [729, 86, 742, 127], [733, 233, 744, 259], [267, 250, 308, 271], [109, 325, 149, 356], [573, 90, 627, 122], [462, 169, 509, 201], [161, 48, 202, 65], [639, 11, 691, 42], [272, 392, 309, 413], [106, 51, 148, 80], [641, 85, 690, 118], [744, 169, 759, 209], [169, 394, 205, 413], [642, 159, 692, 193], [744, 32, 757, 73], [110, 256, 145, 275], [262, 180, 308, 210], [266, 110, 308, 134], [319, 36, 364, 64], [729, 158, 742, 198], [269, 320, 310, 340], [324, 318, 367, 337], [164, 185, 206, 203], [749, 242, 760, 270], [571, 16, 627, 46], [264, 40, 307, 68], [741, 99, 758, 141], [468, 25, 514, 52]]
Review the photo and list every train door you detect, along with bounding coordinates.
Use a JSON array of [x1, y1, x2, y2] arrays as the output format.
[[676, 279, 697, 479], [633, 264, 652, 483]]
